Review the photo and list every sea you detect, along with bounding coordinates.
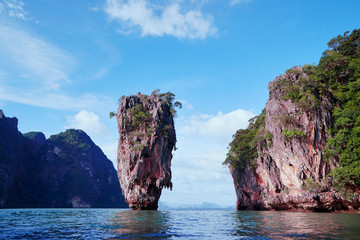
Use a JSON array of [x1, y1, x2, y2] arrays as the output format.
[[0, 208, 359, 239]]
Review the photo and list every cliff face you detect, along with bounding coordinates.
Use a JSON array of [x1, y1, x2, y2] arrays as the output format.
[[34, 129, 127, 208], [116, 93, 176, 210], [229, 67, 359, 212], [0, 110, 23, 207], [0, 110, 127, 208]]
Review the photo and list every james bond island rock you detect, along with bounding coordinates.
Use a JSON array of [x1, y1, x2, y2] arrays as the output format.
[[115, 91, 181, 210], [0, 110, 127, 208], [225, 29, 360, 212]]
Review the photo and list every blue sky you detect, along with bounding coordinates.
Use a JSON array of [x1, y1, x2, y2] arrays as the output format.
[[0, 0, 359, 207]]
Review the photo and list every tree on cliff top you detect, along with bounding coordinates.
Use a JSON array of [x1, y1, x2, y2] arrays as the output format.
[[225, 28, 360, 194], [151, 89, 182, 116], [317, 29, 360, 191], [109, 89, 182, 119]]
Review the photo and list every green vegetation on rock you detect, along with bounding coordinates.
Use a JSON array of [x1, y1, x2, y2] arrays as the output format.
[[270, 29, 360, 190], [315, 29, 360, 190], [23, 132, 42, 140], [301, 178, 321, 191], [128, 103, 152, 131], [49, 129, 91, 150], [275, 115, 298, 127], [225, 29, 360, 192], [152, 89, 182, 117], [110, 89, 182, 120], [113, 90, 181, 153], [281, 128, 306, 141], [224, 29, 360, 195], [272, 65, 326, 112], [223, 109, 269, 170]]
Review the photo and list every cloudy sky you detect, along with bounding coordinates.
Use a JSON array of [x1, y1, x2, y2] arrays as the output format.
[[0, 0, 359, 207]]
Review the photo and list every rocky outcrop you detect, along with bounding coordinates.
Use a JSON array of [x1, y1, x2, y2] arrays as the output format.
[[116, 92, 176, 210], [33, 129, 127, 208], [229, 67, 360, 212], [0, 110, 127, 208], [0, 110, 22, 208]]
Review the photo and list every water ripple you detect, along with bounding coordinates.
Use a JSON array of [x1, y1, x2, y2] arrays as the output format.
[[0, 209, 360, 239]]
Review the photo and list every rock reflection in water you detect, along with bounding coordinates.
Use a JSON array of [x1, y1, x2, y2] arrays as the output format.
[[232, 211, 360, 239], [108, 210, 171, 239]]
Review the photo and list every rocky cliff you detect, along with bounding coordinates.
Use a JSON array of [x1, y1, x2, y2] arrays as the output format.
[[116, 92, 178, 210], [226, 29, 360, 212], [0, 110, 127, 208], [229, 67, 344, 211], [0, 110, 22, 207]]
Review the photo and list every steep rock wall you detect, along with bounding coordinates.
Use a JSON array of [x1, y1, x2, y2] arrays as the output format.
[[0, 110, 23, 207], [116, 93, 176, 210], [0, 110, 127, 208], [230, 67, 359, 211], [33, 129, 127, 208]]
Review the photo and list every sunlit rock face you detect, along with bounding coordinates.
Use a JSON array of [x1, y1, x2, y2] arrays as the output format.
[[230, 67, 359, 212], [116, 93, 176, 210]]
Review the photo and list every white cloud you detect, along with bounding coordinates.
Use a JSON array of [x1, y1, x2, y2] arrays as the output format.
[[0, 0, 28, 20], [92, 66, 111, 80], [66, 110, 109, 137], [178, 99, 193, 110], [229, 0, 252, 6], [178, 109, 255, 143], [161, 108, 255, 206], [104, 0, 216, 39], [0, 24, 113, 112], [0, 86, 113, 112], [0, 25, 74, 90], [63, 107, 256, 206], [0, 20, 118, 163], [66, 110, 118, 163]]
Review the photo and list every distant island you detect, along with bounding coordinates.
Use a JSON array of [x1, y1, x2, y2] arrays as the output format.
[[158, 201, 235, 210], [225, 29, 360, 212], [0, 110, 127, 208]]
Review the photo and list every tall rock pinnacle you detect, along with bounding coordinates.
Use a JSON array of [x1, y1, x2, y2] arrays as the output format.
[[115, 91, 180, 210]]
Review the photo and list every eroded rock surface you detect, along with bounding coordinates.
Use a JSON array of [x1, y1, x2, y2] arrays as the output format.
[[229, 67, 360, 212], [116, 92, 176, 210]]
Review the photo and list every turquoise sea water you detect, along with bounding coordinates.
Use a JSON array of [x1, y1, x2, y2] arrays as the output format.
[[0, 209, 359, 239]]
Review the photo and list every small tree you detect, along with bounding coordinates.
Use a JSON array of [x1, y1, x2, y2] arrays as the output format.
[[109, 111, 116, 119]]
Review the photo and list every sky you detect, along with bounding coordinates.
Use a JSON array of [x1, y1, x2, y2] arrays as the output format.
[[0, 0, 359, 207]]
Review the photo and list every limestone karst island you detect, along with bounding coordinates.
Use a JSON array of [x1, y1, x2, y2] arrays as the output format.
[[0, 29, 359, 213], [113, 91, 181, 210], [224, 29, 360, 212], [2, 0, 360, 238]]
